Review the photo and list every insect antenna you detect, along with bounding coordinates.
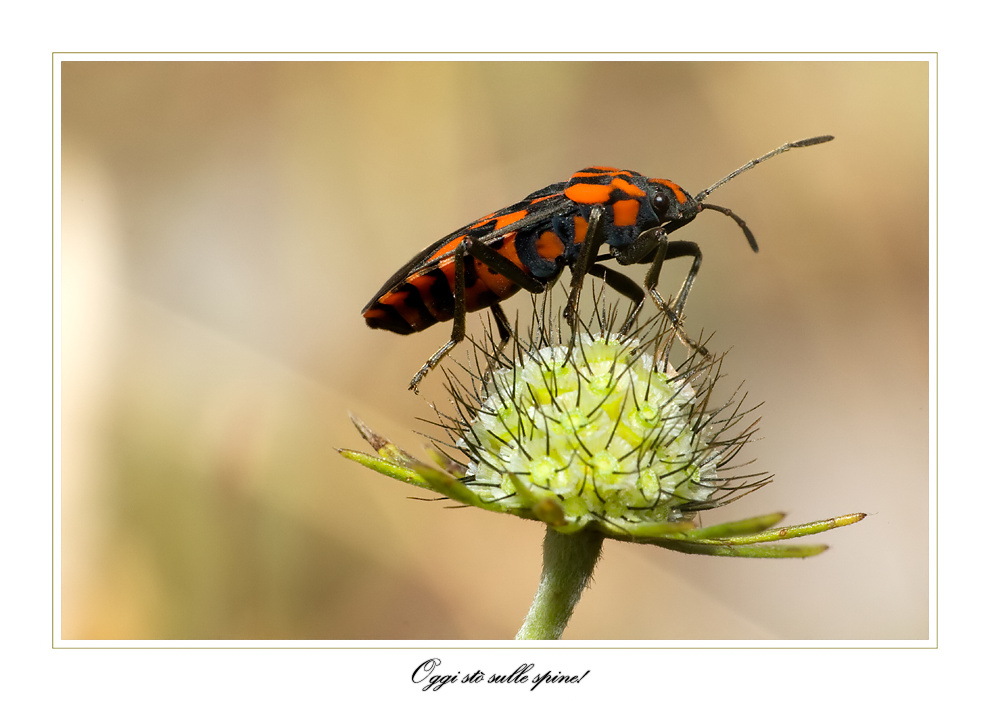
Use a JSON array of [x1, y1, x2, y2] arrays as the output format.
[[698, 202, 759, 252], [694, 135, 834, 254], [695, 135, 834, 203]]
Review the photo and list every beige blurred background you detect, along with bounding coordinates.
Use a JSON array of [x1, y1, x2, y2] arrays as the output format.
[[60, 60, 928, 640]]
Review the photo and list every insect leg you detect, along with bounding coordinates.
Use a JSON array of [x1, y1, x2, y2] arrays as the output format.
[[408, 237, 547, 393], [563, 205, 606, 327], [662, 240, 703, 319], [642, 238, 708, 358], [479, 302, 514, 383], [461, 238, 549, 295], [611, 225, 668, 332], [407, 246, 469, 393], [615, 225, 705, 355], [584, 263, 645, 334]]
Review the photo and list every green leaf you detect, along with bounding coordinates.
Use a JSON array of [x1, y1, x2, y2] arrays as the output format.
[[688, 512, 787, 538], [650, 538, 830, 558], [703, 513, 867, 545], [337, 449, 435, 490]]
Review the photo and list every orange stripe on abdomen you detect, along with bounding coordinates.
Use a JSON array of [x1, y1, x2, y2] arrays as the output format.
[[473, 236, 523, 302], [369, 288, 436, 332], [535, 229, 565, 261]]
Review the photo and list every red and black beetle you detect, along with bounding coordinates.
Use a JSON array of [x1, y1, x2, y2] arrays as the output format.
[[363, 136, 833, 391]]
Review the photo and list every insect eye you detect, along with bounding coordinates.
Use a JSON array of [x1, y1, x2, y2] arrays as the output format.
[[651, 191, 672, 218]]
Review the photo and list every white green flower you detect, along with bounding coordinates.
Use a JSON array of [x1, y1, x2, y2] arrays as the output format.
[[341, 312, 862, 555], [462, 331, 733, 532], [341, 306, 865, 639]]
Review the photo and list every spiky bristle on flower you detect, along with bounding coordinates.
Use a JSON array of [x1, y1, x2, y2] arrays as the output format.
[[423, 296, 769, 539]]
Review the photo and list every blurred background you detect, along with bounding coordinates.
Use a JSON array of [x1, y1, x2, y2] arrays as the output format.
[[60, 60, 928, 640]]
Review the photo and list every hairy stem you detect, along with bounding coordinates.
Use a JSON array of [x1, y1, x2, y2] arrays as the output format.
[[515, 527, 605, 640]]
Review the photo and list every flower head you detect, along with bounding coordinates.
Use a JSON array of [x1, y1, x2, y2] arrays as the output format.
[[444, 312, 763, 536], [342, 304, 864, 557]]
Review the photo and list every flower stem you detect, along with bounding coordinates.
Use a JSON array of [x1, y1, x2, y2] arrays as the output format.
[[515, 527, 605, 640]]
